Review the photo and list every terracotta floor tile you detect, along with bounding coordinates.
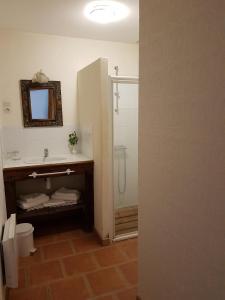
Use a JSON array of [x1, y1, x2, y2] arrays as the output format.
[[87, 267, 125, 296], [94, 246, 127, 267], [116, 238, 138, 260], [56, 229, 84, 241], [72, 235, 101, 253], [50, 277, 90, 300], [63, 253, 97, 275], [19, 248, 42, 268], [29, 260, 63, 285], [117, 287, 137, 300], [94, 296, 114, 300], [11, 229, 138, 299], [18, 268, 26, 288], [35, 234, 57, 246], [9, 286, 48, 300], [43, 241, 73, 259], [119, 261, 138, 285]]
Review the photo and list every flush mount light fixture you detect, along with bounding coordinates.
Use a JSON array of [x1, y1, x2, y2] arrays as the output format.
[[84, 1, 129, 24]]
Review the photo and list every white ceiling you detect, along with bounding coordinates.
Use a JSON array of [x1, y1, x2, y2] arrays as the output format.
[[0, 0, 139, 43]]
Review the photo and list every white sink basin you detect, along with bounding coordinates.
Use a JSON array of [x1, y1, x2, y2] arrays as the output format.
[[24, 156, 67, 164], [45, 156, 67, 162], [24, 158, 41, 164]]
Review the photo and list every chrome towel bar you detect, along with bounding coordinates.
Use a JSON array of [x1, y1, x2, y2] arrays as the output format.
[[28, 169, 75, 178]]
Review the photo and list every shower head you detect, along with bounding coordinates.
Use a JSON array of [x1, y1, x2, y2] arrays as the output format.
[[114, 66, 119, 76]]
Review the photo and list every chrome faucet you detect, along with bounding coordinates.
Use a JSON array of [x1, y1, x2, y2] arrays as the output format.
[[43, 148, 49, 160]]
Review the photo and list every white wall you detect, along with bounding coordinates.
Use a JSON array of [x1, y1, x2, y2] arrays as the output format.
[[78, 58, 113, 240], [0, 30, 138, 158], [139, 1, 225, 299]]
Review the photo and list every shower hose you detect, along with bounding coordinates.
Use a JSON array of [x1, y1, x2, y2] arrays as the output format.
[[118, 146, 127, 194]]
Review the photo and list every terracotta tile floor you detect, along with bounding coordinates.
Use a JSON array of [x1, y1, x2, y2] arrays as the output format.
[[9, 230, 138, 300]]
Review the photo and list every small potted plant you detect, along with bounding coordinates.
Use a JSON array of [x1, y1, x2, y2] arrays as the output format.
[[68, 130, 79, 154]]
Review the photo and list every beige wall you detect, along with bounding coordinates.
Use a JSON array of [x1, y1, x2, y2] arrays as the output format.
[[77, 58, 111, 239], [139, 1, 225, 299], [0, 30, 138, 128], [0, 30, 138, 159]]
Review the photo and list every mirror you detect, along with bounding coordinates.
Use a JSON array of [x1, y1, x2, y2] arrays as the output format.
[[30, 89, 49, 119], [20, 80, 63, 127]]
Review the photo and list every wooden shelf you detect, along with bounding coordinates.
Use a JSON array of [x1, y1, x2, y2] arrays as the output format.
[[17, 202, 85, 222], [4, 160, 94, 231]]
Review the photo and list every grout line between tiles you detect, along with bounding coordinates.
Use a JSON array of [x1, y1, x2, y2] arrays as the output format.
[[58, 258, 67, 278], [89, 252, 101, 271], [39, 245, 45, 262], [69, 239, 77, 254], [114, 265, 131, 289], [90, 252, 101, 270], [46, 285, 53, 300], [23, 268, 29, 288], [82, 274, 94, 299]]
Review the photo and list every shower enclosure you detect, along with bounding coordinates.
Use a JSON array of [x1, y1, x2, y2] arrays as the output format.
[[111, 77, 139, 239], [78, 58, 138, 243]]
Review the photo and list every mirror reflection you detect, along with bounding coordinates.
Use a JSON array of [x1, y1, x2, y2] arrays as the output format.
[[30, 89, 49, 119]]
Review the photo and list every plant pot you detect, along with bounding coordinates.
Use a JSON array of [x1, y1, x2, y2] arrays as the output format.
[[68, 144, 77, 154]]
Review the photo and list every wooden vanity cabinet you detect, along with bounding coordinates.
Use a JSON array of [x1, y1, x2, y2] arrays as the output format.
[[3, 161, 94, 232]]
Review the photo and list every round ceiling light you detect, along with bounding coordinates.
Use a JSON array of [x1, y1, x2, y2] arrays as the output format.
[[84, 1, 129, 24]]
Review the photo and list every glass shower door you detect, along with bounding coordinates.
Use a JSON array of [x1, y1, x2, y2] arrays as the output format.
[[113, 80, 138, 237]]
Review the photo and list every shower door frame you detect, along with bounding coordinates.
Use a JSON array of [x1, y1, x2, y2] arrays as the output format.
[[110, 76, 139, 241]]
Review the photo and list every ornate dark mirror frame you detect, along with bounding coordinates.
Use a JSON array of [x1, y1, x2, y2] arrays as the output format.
[[20, 80, 63, 127]]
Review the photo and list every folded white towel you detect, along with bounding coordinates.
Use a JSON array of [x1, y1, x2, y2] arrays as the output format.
[[20, 199, 77, 211], [52, 188, 80, 201], [17, 195, 49, 210], [26, 204, 45, 211], [20, 193, 48, 203], [51, 194, 79, 201], [54, 187, 79, 195], [44, 198, 78, 208]]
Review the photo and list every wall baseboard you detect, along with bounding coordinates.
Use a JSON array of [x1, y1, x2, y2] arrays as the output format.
[[101, 237, 111, 246], [94, 228, 111, 246]]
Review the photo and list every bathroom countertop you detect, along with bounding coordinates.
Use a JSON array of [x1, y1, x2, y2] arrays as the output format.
[[3, 153, 93, 170]]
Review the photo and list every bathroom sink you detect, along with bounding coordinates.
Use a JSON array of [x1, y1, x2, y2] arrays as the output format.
[[24, 156, 67, 164], [45, 156, 67, 162], [24, 158, 42, 164]]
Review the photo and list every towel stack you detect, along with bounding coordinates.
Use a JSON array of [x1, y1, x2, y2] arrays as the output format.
[[17, 193, 49, 210], [18, 188, 81, 211], [45, 187, 80, 208]]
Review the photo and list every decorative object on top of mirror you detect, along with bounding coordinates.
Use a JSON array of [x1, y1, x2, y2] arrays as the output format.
[[20, 79, 63, 127], [32, 69, 49, 83], [68, 130, 79, 154]]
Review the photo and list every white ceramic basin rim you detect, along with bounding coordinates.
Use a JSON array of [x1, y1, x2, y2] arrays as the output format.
[[45, 156, 67, 162], [24, 156, 67, 164]]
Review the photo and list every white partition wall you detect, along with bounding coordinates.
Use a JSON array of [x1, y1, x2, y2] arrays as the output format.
[[77, 58, 113, 241]]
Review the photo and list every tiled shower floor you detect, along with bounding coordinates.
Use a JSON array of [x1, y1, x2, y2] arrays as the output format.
[[115, 206, 138, 236], [9, 230, 138, 300]]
